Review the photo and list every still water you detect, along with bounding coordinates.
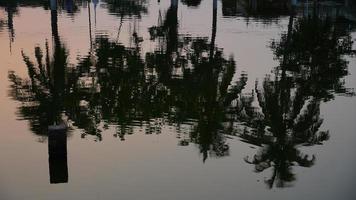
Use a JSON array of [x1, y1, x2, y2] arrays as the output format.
[[0, 0, 356, 199]]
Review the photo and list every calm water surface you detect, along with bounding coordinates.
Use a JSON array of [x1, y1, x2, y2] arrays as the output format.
[[0, 0, 356, 199]]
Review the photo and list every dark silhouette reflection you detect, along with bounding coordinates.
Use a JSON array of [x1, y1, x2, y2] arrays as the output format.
[[4, 0, 356, 187], [181, 0, 202, 8], [241, 79, 328, 188], [221, 0, 239, 17], [8, 0, 71, 184], [221, 0, 294, 18], [102, 0, 148, 18], [238, 6, 355, 188], [220, 0, 356, 29], [0, 0, 85, 14], [146, 0, 248, 161], [48, 128, 68, 184], [8, 1, 71, 136], [0, 0, 89, 53], [0, 0, 18, 52], [75, 31, 248, 160], [0, 18, 4, 32], [9, 0, 248, 162]]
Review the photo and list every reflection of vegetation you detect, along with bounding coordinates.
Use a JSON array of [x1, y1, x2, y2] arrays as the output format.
[[181, 0, 202, 8], [272, 15, 355, 100], [76, 37, 150, 139], [0, 0, 84, 13], [0, 0, 148, 19], [0, 0, 18, 44], [7, 0, 73, 136], [242, 77, 328, 188], [9, 32, 247, 161], [221, 0, 294, 19], [77, 33, 248, 160], [147, 36, 247, 161], [5, 0, 356, 175], [102, 0, 148, 18], [146, 0, 246, 161], [8, 40, 71, 136], [0, 18, 5, 32], [240, 12, 355, 188]]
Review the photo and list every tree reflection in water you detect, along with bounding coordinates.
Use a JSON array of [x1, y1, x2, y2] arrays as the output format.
[[240, 9, 355, 188], [4, 0, 356, 187], [76, 32, 248, 161], [8, 15, 247, 163]]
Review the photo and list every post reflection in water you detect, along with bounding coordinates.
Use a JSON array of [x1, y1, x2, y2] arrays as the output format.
[[48, 127, 68, 184], [2, 0, 356, 194]]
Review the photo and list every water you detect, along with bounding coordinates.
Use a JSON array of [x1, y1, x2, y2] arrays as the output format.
[[0, 0, 356, 199]]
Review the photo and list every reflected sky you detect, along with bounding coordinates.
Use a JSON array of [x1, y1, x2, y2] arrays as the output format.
[[0, 0, 356, 199]]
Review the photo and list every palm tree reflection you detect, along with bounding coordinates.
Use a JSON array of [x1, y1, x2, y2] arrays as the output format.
[[5, 0, 356, 186], [8, 0, 72, 183], [240, 10, 355, 188], [76, 32, 248, 161]]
